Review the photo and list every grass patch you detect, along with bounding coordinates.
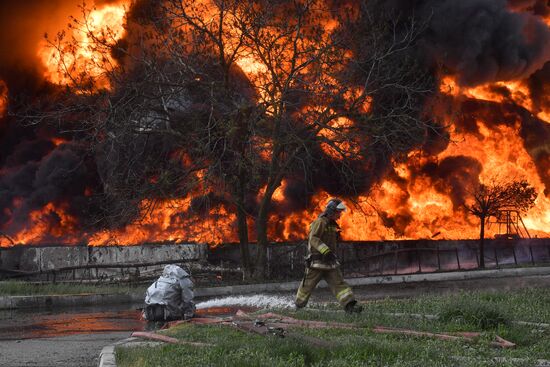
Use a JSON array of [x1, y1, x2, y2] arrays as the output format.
[[117, 324, 454, 367], [439, 301, 510, 330], [0, 280, 144, 296], [363, 287, 550, 324], [117, 288, 550, 367]]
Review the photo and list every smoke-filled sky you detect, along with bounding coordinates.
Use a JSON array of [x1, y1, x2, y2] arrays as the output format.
[[376, 0, 550, 85], [1, 0, 549, 85], [0, 0, 549, 244], [423, 0, 550, 85]]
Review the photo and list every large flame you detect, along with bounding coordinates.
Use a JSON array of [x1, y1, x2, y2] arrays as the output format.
[[441, 76, 549, 124], [38, 2, 128, 88], [1, 1, 549, 247], [267, 76, 550, 242], [318, 116, 360, 160], [5, 201, 80, 245], [87, 198, 237, 246]]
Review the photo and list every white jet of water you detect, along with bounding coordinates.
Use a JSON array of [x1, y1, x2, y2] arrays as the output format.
[[196, 294, 296, 310]]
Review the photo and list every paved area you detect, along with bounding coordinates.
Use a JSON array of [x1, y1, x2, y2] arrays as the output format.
[[0, 305, 144, 367], [0, 332, 132, 367]]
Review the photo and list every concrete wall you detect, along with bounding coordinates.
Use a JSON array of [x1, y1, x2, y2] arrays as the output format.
[[1, 238, 549, 280], [0, 243, 208, 274], [209, 238, 550, 279]]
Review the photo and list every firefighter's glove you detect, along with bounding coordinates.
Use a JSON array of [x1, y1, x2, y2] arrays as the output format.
[[323, 251, 337, 263], [304, 255, 312, 268]]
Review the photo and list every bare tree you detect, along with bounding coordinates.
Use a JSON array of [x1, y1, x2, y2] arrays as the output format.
[[466, 179, 537, 268], [232, 1, 436, 275]]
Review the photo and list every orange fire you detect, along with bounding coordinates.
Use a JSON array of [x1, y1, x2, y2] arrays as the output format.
[[2, 2, 549, 247], [0, 80, 8, 118], [88, 198, 237, 246], [51, 137, 67, 146], [3, 201, 80, 246], [38, 2, 128, 89], [269, 74, 550, 242], [318, 116, 360, 160], [0, 80, 7, 118]]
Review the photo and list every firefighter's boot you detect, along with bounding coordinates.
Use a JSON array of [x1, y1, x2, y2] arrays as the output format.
[[344, 300, 363, 314]]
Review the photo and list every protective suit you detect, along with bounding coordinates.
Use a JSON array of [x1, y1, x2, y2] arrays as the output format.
[[143, 264, 196, 321], [295, 198, 362, 313]]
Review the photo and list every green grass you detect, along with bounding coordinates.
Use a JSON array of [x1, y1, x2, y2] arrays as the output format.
[[439, 300, 510, 330], [362, 287, 550, 324], [117, 288, 550, 367], [0, 280, 144, 296]]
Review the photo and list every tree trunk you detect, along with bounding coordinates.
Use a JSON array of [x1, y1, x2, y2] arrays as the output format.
[[255, 202, 269, 279], [236, 200, 252, 279], [479, 216, 486, 269], [254, 184, 277, 279], [233, 165, 252, 279]]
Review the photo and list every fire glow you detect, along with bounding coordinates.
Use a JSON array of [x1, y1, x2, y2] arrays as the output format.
[[0, 80, 7, 118], [0, 0, 549, 247], [38, 2, 128, 89]]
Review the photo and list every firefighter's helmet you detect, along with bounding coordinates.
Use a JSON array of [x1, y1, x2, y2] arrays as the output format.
[[324, 198, 346, 215]]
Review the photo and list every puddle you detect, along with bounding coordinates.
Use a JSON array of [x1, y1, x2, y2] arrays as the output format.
[[0, 299, 272, 340], [0, 305, 145, 340]]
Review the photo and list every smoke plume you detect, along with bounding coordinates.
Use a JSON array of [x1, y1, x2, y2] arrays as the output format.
[[420, 0, 550, 85]]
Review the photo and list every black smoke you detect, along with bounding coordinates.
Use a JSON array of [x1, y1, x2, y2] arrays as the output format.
[[0, 141, 101, 237], [421, 0, 550, 85], [377, 0, 550, 85], [529, 61, 550, 116], [421, 156, 484, 209], [0, 0, 549, 243]]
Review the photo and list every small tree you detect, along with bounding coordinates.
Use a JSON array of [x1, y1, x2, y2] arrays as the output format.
[[466, 179, 537, 268]]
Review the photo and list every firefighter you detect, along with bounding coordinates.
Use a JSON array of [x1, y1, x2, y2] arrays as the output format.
[[295, 198, 363, 313], [143, 264, 196, 321]]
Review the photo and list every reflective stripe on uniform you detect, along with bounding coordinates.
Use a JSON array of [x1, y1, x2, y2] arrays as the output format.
[[296, 289, 309, 302], [318, 243, 330, 254], [336, 287, 353, 302], [310, 260, 339, 270]]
